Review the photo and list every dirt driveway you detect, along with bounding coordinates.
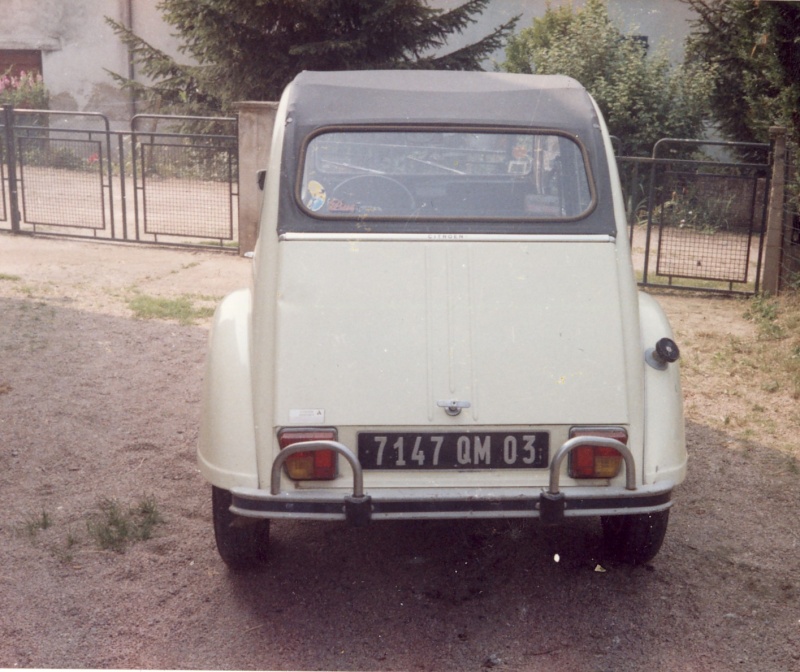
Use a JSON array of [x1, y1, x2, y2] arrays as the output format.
[[0, 235, 798, 671]]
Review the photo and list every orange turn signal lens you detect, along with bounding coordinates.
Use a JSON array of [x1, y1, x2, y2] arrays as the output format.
[[568, 428, 627, 479], [278, 429, 338, 480]]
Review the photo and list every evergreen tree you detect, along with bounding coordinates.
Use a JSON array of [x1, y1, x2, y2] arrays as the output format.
[[681, 0, 800, 146], [107, 0, 518, 115], [502, 0, 713, 156]]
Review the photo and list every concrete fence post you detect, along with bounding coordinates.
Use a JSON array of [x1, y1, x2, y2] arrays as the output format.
[[235, 101, 279, 255], [762, 126, 787, 294], [783, 148, 800, 285]]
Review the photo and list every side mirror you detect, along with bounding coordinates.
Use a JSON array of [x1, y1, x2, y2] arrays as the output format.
[[257, 169, 266, 191]]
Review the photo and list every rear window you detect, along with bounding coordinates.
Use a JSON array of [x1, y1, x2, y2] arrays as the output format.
[[298, 129, 594, 221]]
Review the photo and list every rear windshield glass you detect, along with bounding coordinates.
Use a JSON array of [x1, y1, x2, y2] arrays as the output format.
[[299, 129, 594, 221]]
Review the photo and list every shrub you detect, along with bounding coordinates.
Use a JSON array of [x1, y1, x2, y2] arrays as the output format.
[[502, 0, 713, 157], [0, 69, 49, 109]]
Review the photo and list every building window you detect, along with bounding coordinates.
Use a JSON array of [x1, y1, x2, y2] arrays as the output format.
[[0, 49, 43, 77]]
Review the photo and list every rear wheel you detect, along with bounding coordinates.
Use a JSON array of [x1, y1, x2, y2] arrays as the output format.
[[212, 486, 270, 570], [601, 510, 669, 565]]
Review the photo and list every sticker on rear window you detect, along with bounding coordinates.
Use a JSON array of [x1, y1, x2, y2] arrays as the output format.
[[306, 181, 326, 212]]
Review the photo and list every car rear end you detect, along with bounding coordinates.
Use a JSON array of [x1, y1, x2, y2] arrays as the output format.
[[199, 71, 685, 569], [239, 234, 661, 519]]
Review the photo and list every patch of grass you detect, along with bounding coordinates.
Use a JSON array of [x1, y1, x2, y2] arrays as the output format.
[[687, 292, 800, 458], [713, 295, 800, 402], [753, 295, 800, 399], [86, 496, 164, 553], [761, 380, 780, 394], [127, 293, 215, 325], [744, 295, 784, 339], [133, 496, 163, 541], [87, 499, 130, 552], [18, 497, 164, 561], [23, 510, 52, 537], [635, 271, 757, 294], [197, 240, 240, 250], [170, 261, 201, 274], [50, 530, 80, 565], [0, 273, 21, 282]]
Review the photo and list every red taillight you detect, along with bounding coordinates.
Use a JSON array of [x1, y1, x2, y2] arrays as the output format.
[[568, 427, 627, 479], [278, 428, 338, 480]]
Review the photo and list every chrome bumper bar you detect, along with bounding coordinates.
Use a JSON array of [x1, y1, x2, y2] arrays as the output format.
[[230, 438, 672, 525]]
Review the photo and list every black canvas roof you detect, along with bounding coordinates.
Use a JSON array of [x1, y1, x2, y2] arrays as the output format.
[[286, 70, 601, 136], [277, 70, 616, 236]]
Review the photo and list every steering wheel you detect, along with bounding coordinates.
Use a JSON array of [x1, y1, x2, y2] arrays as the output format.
[[329, 175, 415, 215]]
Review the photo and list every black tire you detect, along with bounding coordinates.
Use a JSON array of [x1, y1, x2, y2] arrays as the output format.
[[212, 486, 270, 570], [601, 509, 670, 565]]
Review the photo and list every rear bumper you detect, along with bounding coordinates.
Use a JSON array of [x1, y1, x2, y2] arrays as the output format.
[[228, 438, 675, 524], [230, 484, 673, 522]]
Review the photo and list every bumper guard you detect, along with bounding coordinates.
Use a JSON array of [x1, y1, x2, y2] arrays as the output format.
[[230, 437, 671, 525]]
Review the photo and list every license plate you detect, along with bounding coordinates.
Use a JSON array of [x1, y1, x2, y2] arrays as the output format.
[[357, 432, 549, 470]]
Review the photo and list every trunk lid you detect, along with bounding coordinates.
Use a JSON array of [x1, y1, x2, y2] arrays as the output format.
[[272, 239, 632, 428]]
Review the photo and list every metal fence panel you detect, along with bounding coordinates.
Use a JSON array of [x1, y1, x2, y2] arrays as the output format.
[[132, 114, 238, 246], [138, 143, 235, 240], [19, 135, 107, 229], [1, 108, 787, 285], [653, 171, 763, 283], [6, 111, 116, 238], [619, 139, 772, 295], [0, 106, 238, 250]]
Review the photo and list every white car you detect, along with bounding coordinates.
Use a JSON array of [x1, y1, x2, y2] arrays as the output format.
[[198, 70, 686, 570]]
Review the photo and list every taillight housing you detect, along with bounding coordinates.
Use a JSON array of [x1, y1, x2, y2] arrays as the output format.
[[277, 428, 338, 480], [568, 427, 627, 479]]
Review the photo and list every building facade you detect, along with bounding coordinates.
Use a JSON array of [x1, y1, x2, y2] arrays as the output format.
[[0, 0, 180, 121]]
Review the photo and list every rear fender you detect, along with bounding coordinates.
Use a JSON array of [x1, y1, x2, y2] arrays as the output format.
[[197, 288, 258, 489], [638, 292, 687, 485]]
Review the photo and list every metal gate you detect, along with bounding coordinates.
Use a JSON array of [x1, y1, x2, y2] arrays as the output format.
[[619, 139, 771, 295], [0, 106, 238, 250]]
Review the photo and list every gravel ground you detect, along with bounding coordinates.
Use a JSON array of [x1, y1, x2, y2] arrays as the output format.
[[0, 235, 798, 671]]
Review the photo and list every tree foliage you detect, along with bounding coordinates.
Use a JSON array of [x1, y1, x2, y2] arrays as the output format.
[[502, 0, 713, 156], [107, 0, 518, 115], [681, 0, 800, 146]]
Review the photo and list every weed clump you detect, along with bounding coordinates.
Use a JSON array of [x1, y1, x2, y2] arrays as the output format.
[[23, 510, 52, 537], [744, 294, 800, 399], [744, 295, 783, 339], [127, 293, 215, 325], [86, 496, 164, 553]]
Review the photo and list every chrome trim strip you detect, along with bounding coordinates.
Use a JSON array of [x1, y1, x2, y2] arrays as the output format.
[[279, 232, 615, 243]]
